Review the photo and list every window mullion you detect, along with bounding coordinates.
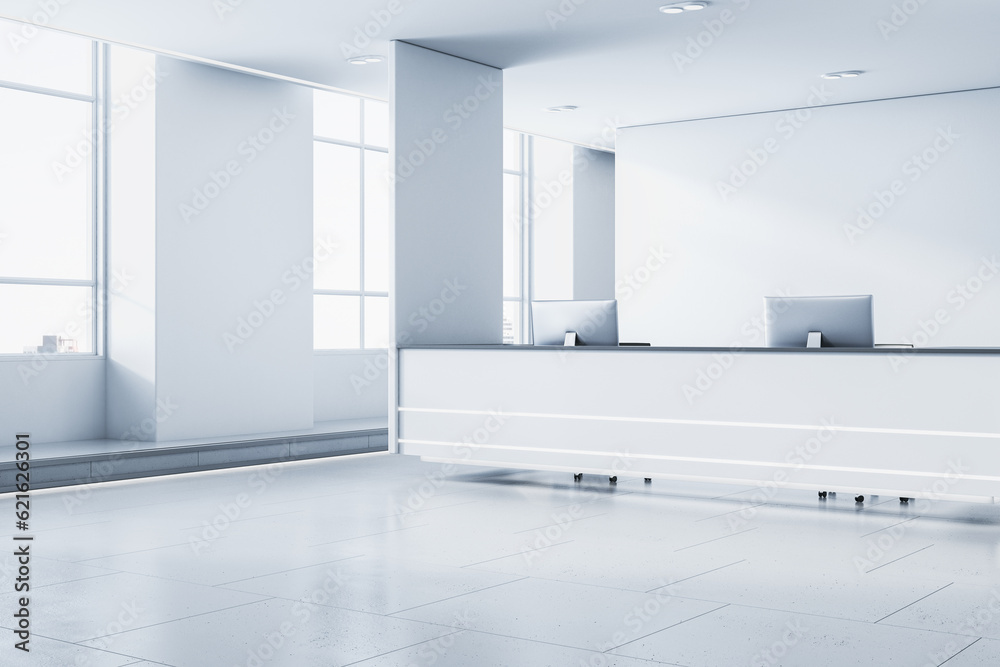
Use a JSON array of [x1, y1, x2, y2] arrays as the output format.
[[94, 41, 106, 357], [359, 103, 367, 349]]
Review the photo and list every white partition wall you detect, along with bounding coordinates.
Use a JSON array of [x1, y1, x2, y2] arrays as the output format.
[[573, 147, 615, 300], [107, 46, 158, 440], [108, 51, 315, 441], [390, 41, 504, 450], [615, 87, 1000, 348]]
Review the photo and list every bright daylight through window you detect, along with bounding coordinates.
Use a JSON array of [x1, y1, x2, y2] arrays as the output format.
[[0, 19, 99, 356], [313, 89, 390, 350]]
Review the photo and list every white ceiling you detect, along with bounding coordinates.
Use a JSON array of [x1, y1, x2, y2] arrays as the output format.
[[2, 0, 999, 148]]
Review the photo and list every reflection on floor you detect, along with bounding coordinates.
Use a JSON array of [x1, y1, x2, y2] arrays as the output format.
[[1, 452, 998, 666]]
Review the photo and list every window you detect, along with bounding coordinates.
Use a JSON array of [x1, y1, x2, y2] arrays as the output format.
[[503, 132, 576, 344], [503, 130, 528, 344], [0, 19, 100, 355], [313, 90, 389, 350]]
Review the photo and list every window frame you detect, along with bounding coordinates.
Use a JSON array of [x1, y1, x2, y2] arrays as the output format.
[[313, 94, 389, 352], [0, 36, 104, 358], [503, 131, 532, 345]]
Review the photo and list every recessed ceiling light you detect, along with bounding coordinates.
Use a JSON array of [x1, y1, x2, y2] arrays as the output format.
[[348, 55, 384, 65], [660, 2, 709, 13], [821, 70, 864, 80], [545, 105, 578, 113]]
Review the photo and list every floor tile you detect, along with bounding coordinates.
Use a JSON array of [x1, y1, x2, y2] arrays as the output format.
[[84, 535, 361, 587], [670, 557, 950, 623], [0, 571, 266, 643], [0, 634, 145, 666], [347, 629, 672, 667], [222, 554, 523, 614], [879, 582, 1000, 639], [610, 604, 978, 666], [0, 554, 116, 590], [79, 598, 451, 666], [939, 638, 1000, 666], [394, 576, 725, 651]]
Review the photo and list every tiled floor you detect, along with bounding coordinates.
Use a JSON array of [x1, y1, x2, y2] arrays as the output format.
[[1, 452, 998, 666]]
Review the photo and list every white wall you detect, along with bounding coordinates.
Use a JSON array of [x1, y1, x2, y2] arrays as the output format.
[[0, 358, 105, 442], [153, 57, 314, 441], [617, 87, 1000, 348], [532, 137, 575, 301], [573, 147, 615, 300], [314, 352, 388, 421], [390, 41, 504, 346], [107, 46, 158, 439]]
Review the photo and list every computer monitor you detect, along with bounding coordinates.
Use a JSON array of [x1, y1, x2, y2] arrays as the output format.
[[530, 299, 619, 346], [764, 295, 874, 348]]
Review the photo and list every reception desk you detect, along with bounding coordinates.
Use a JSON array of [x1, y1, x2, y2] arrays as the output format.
[[397, 346, 1000, 503]]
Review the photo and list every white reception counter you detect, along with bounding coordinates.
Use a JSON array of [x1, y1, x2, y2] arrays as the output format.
[[397, 346, 1000, 503]]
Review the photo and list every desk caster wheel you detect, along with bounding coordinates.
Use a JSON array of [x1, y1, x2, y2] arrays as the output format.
[[573, 473, 582, 482], [609, 476, 618, 484], [855, 495, 865, 503], [644, 478, 652, 483], [899, 497, 909, 503], [818, 491, 828, 499]]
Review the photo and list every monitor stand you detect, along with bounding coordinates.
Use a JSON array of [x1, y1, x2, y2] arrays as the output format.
[[564, 331, 578, 346], [807, 331, 822, 348]]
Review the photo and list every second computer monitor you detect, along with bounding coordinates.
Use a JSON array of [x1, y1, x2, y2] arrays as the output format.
[[530, 299, 619, 346], [764, 295, 874, 348]]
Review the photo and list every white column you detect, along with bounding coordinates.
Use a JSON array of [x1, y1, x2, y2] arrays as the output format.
[[108, 51, 315, 441], [573, 147, 615, 300], [389, 41, 504, 451]]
